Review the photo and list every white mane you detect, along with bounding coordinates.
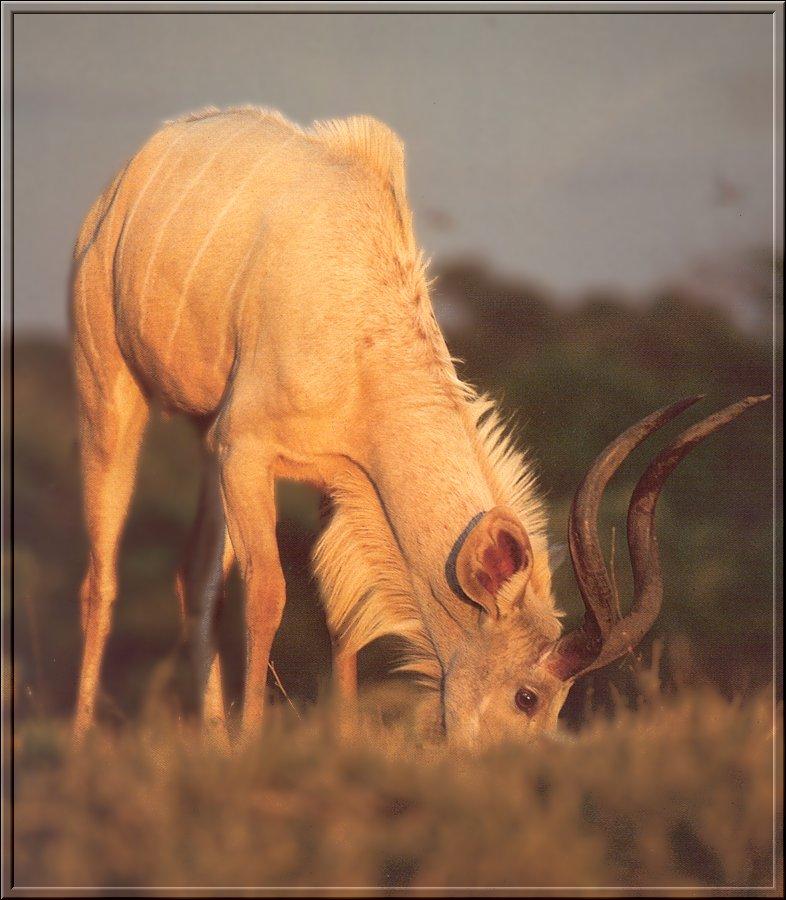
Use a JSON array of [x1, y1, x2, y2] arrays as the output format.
[[313, 386, 553, 685]]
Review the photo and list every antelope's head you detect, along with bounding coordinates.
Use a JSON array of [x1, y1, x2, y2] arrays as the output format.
[[442, 395, 769, 749]]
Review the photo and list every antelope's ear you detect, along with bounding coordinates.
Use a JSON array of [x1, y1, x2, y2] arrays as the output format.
[[454, 506, 532, 617]]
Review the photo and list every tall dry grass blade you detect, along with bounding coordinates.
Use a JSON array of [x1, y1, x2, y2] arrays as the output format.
[[268, 660, 301, 719]]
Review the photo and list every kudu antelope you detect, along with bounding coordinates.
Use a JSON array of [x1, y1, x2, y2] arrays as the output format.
[[71, 106, 767, 746]]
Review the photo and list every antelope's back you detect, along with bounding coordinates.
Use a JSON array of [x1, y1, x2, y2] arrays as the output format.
[[76, 106, 415, 417]]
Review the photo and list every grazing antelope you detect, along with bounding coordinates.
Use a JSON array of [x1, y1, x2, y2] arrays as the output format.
[[71, 105, 767, 746]]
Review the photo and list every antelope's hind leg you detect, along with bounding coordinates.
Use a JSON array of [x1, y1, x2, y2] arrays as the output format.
[[72, 264, 149, 739], [175, 449, 234, 744]]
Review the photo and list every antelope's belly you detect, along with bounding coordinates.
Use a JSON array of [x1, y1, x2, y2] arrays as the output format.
[[113, 210, 254, 415], [116, 288, 236, 417]]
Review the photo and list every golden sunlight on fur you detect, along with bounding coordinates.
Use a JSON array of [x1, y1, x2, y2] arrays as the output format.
[[71, 105, 764, 750], [71, 105, 564, 746]]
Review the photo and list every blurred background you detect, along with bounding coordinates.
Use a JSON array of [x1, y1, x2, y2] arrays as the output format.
[[9, 10, 778, 725]]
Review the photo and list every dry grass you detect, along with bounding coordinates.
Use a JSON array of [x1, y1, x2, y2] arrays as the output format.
[[11, 678, 780, 892]]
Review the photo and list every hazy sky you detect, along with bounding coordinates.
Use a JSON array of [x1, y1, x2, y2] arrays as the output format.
[[12, 11, 775, 333]]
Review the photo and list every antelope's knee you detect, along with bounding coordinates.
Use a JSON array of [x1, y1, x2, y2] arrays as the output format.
[[79, 567, 117, 635], [245, 565, 286, 628]]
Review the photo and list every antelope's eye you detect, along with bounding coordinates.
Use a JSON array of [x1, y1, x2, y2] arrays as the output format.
[[515, 688, 538, 714]]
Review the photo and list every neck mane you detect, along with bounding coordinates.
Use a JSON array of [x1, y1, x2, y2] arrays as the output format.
[[312, 383, 552, 687], [304, 110, 554, 684]]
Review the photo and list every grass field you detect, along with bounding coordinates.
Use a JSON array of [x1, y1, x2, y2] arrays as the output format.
[[12, 673, 780, 892], [9, 272, 777, 893]]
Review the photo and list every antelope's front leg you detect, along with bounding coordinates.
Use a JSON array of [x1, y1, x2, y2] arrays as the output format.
[[332, 646, 358, 705], [332, 646, 359, 737], [319, 495, 359, 714], [219, 438, 286, 743]]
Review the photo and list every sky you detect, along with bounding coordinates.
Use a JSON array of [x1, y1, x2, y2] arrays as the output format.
[[11, 10, 775, 333]]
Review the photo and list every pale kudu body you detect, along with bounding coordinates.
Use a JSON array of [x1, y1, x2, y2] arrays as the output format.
[[71, 106, 767, 746]]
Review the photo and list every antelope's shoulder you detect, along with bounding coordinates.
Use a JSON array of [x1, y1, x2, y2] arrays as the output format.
[[310, 115, 407, 195]]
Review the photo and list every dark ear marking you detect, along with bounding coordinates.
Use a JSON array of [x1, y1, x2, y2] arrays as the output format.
[[445, 510, 487, 606]]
